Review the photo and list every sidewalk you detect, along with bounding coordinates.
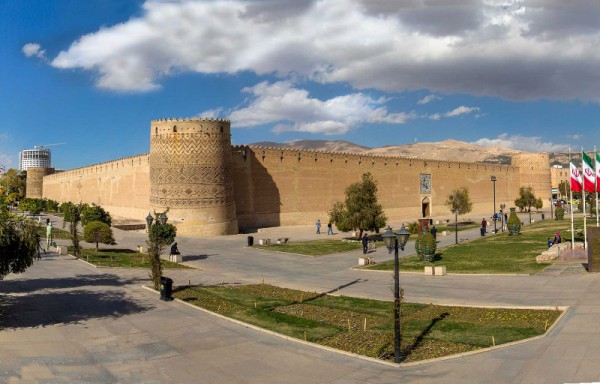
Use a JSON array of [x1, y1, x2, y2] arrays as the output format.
[[3, 210, 596, 383]]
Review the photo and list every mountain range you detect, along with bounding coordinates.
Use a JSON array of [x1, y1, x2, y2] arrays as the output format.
[[250, 139, 523, 164]]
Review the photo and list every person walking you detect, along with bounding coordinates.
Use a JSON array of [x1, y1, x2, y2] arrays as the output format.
[[431, 225, 437, 240], [481, 218, 487, 236], [315, 219, 321, 234], [46, 221, 53, 249], [327, 222, 333, 235], [362, 233, 368, 254]]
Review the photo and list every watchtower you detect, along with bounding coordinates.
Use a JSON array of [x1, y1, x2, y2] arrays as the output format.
[[511, 153, 551, 208], [149, 118, 238, 236], [25, 167, 54, 199]]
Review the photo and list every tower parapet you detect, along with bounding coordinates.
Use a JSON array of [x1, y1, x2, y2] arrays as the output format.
[[149, 118, 238, 236]]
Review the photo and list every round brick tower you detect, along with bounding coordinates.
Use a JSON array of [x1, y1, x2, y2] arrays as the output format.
[[149, 118, 238, 236], [511, 153, 551, 208], [26, 167, 54, 199]]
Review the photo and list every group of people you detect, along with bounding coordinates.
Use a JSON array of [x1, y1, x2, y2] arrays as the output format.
[[548, 232, 561, 247], [315, 219, 333, 235]]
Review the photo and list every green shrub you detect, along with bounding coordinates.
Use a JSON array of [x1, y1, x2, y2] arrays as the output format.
[[554, 206, 564, 220], [415, 231, 436, 262], [406, 221, 420, 234], [508, 207, 521, 236]]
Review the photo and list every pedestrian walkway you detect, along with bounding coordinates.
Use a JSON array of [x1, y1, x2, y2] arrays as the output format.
[[3, 211, 599, 383]]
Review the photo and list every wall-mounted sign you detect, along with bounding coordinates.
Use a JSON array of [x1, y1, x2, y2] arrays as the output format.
[[420, 173, 431, 194]]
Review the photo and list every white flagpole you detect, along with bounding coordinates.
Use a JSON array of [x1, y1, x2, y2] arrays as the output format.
[[569, 148, 575, 256], [583, 148, 588, 250], [594, 145, 600, 227]]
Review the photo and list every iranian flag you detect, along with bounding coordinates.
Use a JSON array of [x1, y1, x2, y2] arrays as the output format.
[[596, 152, 600, 192], [582, 151, 596, 192], [571, 162, 583, 192]]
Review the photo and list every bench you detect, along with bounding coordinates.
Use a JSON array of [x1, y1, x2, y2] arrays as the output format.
[[276, 238, 289, 244], [358, 256, 374, 266], [258, 238, 271, 245], [367, 242, 376, 251]]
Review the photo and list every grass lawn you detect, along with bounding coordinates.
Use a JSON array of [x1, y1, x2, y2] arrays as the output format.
[[173, 283, 562, 363], [72, 247, 192, 269], [368, 217, 586, 274], [254, 239, 362, 256]]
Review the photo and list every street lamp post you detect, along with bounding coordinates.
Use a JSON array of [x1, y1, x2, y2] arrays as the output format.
[[500, 203, 506, 232], [491, 176, 497, 233], [381, 226, 411, 364], [451, 208, 460, 244]]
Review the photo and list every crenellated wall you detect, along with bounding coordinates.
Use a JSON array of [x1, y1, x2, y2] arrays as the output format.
[[42, 154, 150, 222], [231, 146, 522, 230], [37, 118, 550, 236]]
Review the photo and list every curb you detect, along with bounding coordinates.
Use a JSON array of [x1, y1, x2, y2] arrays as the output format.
[[139, 285, 569, 368]]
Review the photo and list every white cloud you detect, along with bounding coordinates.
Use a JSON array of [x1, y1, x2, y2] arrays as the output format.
[[418, 95, 441, 105], [445, 106, 480, 117], [224, 81, 413, 135], [474, 133, 566, 152], [196, 108, 226, 119], [567, 134, 582, 140], [22, 43, 46, 60], [426, 106, 480, 120], [45, 0, 600, 100]]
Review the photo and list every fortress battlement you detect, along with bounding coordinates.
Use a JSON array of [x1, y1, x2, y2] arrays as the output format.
[[44, 153, 149, 180], [232, 145, 518, 172], [151, 117, 230, 123], [151, 117, 231, 136]]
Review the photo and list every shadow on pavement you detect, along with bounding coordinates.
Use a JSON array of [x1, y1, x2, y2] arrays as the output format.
[[0, 274, 146, 294], [0, 273, 152, 330], [0, 289, 152, 330], [182, 254, 217, 262]]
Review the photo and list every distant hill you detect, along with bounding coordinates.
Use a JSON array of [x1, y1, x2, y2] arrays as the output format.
[[250, 140, 371, 153], [248, 139, 522, 164]]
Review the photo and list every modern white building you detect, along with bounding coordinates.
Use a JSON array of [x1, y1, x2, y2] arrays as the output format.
[[19, 148, 51, 171]]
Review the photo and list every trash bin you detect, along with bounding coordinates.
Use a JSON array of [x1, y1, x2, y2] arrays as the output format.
[[541, 213, 545, 220], [247, 235, 254, 246], [160, 276, 173, 301]]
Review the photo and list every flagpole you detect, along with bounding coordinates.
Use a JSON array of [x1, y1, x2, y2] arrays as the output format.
[[569, 148, 575, 257], [594, 145, 600, 227], [583, 148, 588, 250]]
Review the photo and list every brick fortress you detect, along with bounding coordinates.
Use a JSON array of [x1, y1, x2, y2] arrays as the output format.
[[26, 118, 551, 237]]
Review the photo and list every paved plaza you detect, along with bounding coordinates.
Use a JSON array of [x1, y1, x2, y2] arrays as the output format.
[[2, 212, 600, 383]]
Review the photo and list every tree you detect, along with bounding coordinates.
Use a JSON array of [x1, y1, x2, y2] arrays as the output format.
[[515, 186, 538, 223], [82, 204, 112, 226], [0, 169, 26, 198], [18, 198, 44, 215], [61, 202, 84, 256], [328, 172, 387, 239], [558, 181, 569, 199], [147, 212, 177, 290], [445, 187, 473, 216], [0, 207, 40, 280], [83, 221, 115, 251]]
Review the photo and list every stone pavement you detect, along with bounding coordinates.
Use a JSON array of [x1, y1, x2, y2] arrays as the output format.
[[3, 211, 600, 383]]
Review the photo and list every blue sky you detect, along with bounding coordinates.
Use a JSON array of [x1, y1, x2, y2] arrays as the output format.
[[2, 0, 600, 171]]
